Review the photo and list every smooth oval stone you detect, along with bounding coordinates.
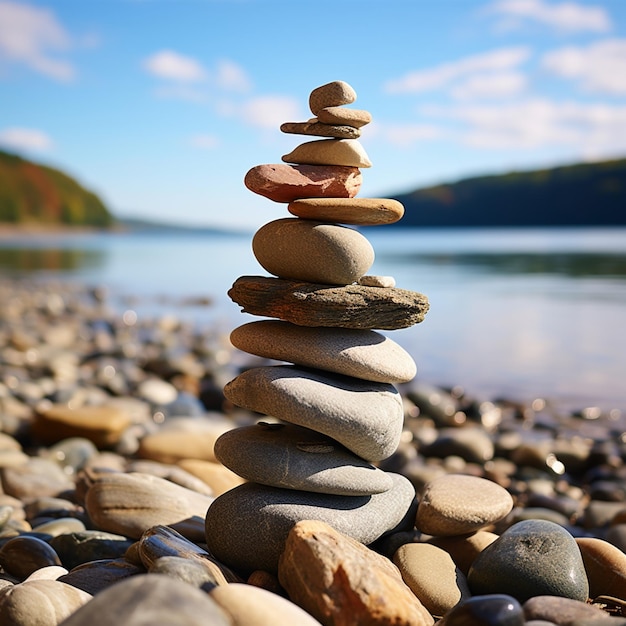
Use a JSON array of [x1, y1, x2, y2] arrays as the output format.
[[317, 106, 372, 128], [49, 530, 134, 570], [31, 517, 86, 537], [177, 459, 245, 497], [1, 457, 74, 499], [421, 427, 495, 464], [252, 218, 374, 286], [25, 565, 69, 581], [214, 422, 393, 495], [230, 320, 416, 383], [205, 472, 416, 575], [281, 120, 361, 139], [288, 197, 404, 225], [0, 579, 92, 625], [223, 365, 403, 462], [427, 530, 499, 575], [438, 594, 525, 626], [211, 582, 324, 625], [84, 472, 214, 539], [244, 163, 362, 203], [0, 535, 62, 579], [149, 556, 224, 590], [576, 537, 626, 599], [58, 574, 231, 626], [467, 520, 589, 603], [309, 80, 356, 115], [58, 558, 144, 596], [32, 404, 131, 448], [393, 542, 471, 617], [417, 474, 514, 536], [228, 275, 430, 330], [283, 138, 372, 168], [358, 275, 396, 287], [523, 596, 610, 624]]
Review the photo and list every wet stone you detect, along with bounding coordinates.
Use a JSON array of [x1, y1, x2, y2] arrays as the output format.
[[0, 535, 62, 580], [49, 530, 134, 570], [438, 594, 525, 626]]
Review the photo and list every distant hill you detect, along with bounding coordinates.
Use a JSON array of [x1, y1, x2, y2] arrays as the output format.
[[0, 150, 113, 228], [389, 158, 626, 228]]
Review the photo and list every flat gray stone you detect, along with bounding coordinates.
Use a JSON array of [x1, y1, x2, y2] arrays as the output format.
[[468, 520, 589, 603], [252, 218, 374, 286], [205, 472, 416, 575], [230, 320, 416, 383], [223, 365, 403, 462], [214, 422, 394, 495], [281, 120, 361, 139]]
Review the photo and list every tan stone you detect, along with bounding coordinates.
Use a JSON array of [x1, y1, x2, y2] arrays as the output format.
[[32, 404, 131, 448], [288, 197, 404, 225], [283, 139, 372, 168], [177, 459, 245, 497], [309, 80, 356, 115], [358, 275, 396, 288], [427, 531, 499, 575], [393, 543, 471, 617], [252, 218, 374, 286], [576, 536, 626, 600], [244, 163, 362, 203], [317, 106, 372, 128], [281, 120, 361, 139], [278, 520, 434, 626]]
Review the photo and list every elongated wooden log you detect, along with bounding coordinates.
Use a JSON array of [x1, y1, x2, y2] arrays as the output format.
[[228, 276, 429, 330]]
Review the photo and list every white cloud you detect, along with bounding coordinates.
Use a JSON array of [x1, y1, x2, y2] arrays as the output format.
[[385, 47, 531, 94], [422, 99, 626, 155], [189, 134, 219, 149], [451, 71, 527, 100], [378, 123, 443, 147], [215, 59, 252, 92], [0, 1, 74, 81], [238, 95, 301, 129], [142, 50, 207, 82], [0, 127, 53, 151], [542, 39, 626, 95], [486, 0, 612, 33]]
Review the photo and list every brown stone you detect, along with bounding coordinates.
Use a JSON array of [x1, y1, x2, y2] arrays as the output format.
[[317, 106, 372, 128], [228, 276, 430, 331], [523, 596, 610, 624], [427, 531, 499, 576], [288, 197, 404, 225], [32, 404, 131, 448], [282, 138, 371, 168], [57, 559, 143, 596], [244, 163, 362, 203], [309, 80, 356, 115], [177, 459, 245, 497], [576, 537, 626, 600], [278, 520, 434, 626], [281, 120, 361, 139]]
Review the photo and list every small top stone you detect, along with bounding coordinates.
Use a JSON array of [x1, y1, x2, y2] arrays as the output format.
[[309, 80, 357, 116]]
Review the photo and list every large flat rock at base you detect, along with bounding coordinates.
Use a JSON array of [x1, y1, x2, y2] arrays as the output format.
[[228, 276, 430, 330], [204, 472, 417, 575], [223, 365, 403, 463]]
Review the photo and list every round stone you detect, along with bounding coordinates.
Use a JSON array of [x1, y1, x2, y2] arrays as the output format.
[[416, 474, 514, 536], [230, 320, 416, 383], [214, 422, 394, 495], [288, 197, 404, 225], [438, 595, 525, 626], [223, 365, 404, 463], [309, 80, 357, 115], [205, 472, 416, 575], [576, 536, 626, 600], [252, 218, 374, 286], [282, 138, 372, 168], [467, 519, 589, 603]]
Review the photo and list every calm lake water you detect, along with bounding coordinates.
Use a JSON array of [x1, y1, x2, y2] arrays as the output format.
[[1, 227, 625, 413]]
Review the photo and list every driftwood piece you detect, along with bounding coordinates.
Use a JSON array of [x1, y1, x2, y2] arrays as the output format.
[[228, 276, 429, 330]]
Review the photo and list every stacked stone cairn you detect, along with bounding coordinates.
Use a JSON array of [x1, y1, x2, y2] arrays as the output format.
[[204, 80, 431, 575]]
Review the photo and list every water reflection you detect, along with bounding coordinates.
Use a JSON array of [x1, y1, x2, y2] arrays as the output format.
[[0, 247, 104, 272]]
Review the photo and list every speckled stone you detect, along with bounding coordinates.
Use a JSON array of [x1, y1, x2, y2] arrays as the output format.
[[467, 520, 589, 603], [205, 472, 416, 575], [309, 80, 357, 115], [214, 422, 393, 495], [416, 474, 514, 536], [244, 163, 362, 203], [438, 594, 525, 626], [576, 537, 626, 600], [288, 197, 404, 225], [281, 120, 361, 139], [317, 106, 372, 128], [283, 138, 372, 168], [230, 320, 416, 383], [252, 218, 374, 286], [223, 365, 404, 462], [393, 542, 471, 617]]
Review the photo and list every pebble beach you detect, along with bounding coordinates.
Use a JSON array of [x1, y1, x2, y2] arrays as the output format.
[[1, 78, 626, 625]]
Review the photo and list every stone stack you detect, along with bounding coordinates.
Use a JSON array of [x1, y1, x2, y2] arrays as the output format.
[[204, 80, 430, 575]]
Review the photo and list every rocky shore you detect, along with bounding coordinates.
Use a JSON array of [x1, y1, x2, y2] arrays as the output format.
[[0, 275, 623, 624]]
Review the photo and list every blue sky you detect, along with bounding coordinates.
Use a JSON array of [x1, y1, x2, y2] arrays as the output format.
[[1, 0, 625, 230]]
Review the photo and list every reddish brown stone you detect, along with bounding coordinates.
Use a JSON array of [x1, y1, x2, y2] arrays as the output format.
[[244, 163, 362, 203]]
